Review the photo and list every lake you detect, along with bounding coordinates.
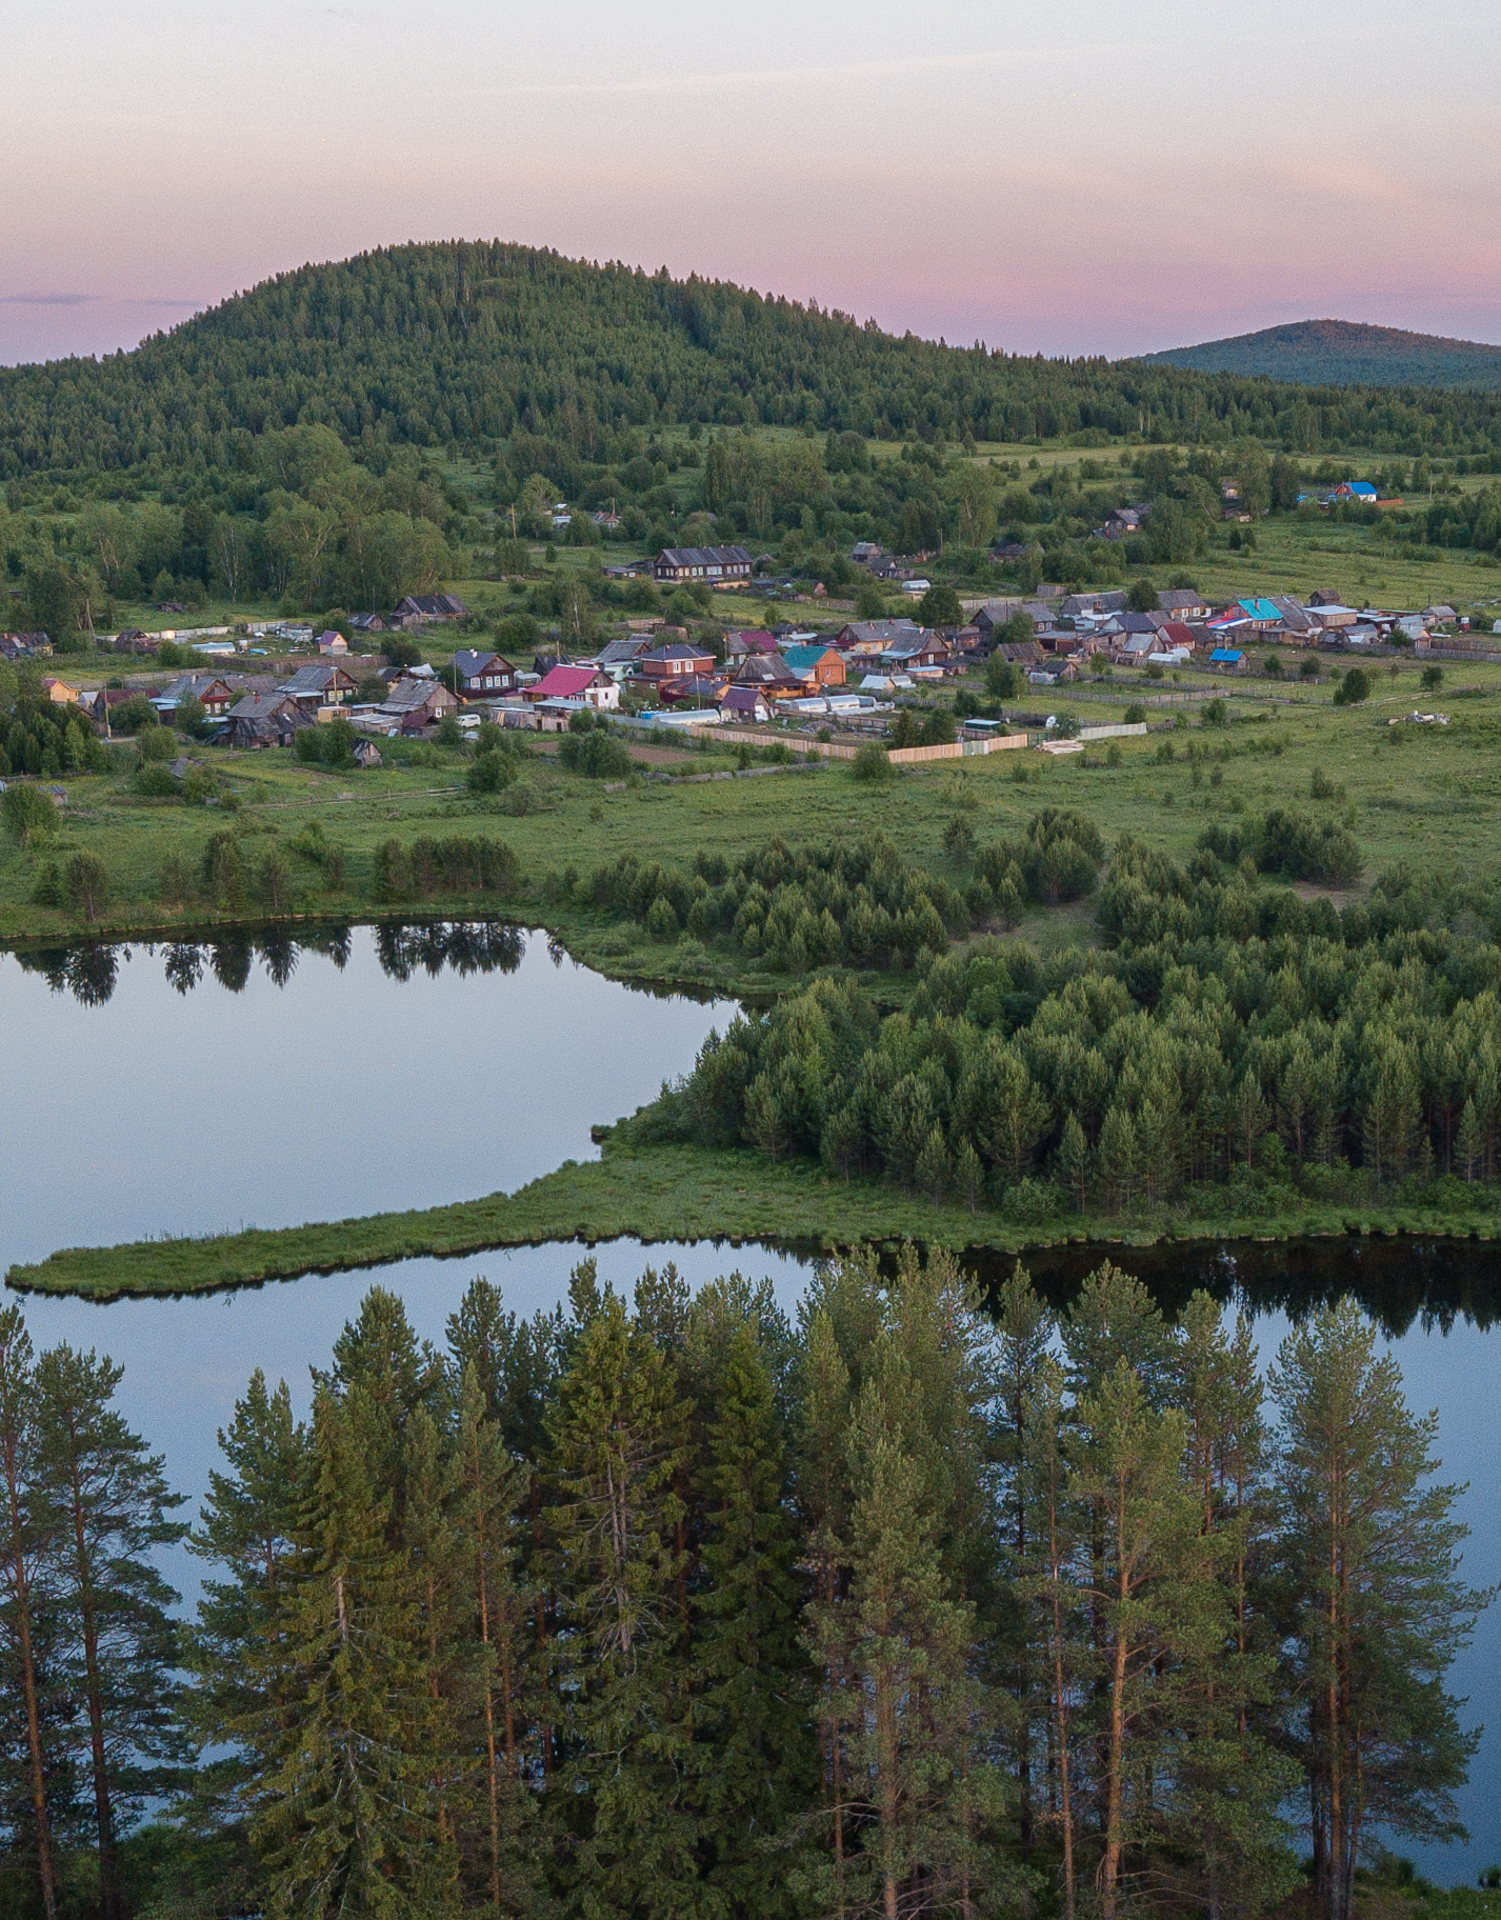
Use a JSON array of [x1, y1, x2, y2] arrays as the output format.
[[4, 927, 1499, 1884]]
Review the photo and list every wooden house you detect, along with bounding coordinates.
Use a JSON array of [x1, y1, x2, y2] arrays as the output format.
[[651, 545, 753, 585], [451, 649, 517, 698], [215, 695, 312, 750]]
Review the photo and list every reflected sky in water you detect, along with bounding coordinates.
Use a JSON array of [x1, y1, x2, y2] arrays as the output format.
[[1, 924, 734, 1268]]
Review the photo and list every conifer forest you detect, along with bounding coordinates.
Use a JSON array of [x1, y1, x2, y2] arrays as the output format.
[[0, 1250, 1483, 1920]]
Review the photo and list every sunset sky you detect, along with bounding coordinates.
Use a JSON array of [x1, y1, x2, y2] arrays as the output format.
[[1, 0, 1495, 367]]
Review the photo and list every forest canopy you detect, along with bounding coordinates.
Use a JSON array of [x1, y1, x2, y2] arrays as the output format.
[[6, 242, 1501, 484]]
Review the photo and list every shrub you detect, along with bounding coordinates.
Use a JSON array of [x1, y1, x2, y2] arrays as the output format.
[[2, 783, 57, 847], [64, 852, 108, 923], [467, 751, 515, 794], [201, 830, 246, 908], [1333, 666, 1371, 706], [134, 763, 179, 797], [851, 741, 894, 781], [1123, 703, 1146, 724], [942, 815, 976, 859], [158, 851, 193, 905], [1420, 664, 1444, 692], [1202, 698, 1228, 727], [137, 723, 178, 763], [557, 729, 632, 779]]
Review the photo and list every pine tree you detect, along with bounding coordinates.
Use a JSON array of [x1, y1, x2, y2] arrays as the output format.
[[34, 1343, 188, 1920], [990, 1266, 1054, 1850], [794, 1305, 856, 1903], [1021, 1357, 1082, 1920], [544, 1292, 695, 1920], [690, 1318, 812, 1919], [1271, 1299, 1486, 1920], [807, 1335, 1003, 1920], [0, 1309, 61, 1920], [1068, 1356, 1197, 1920]]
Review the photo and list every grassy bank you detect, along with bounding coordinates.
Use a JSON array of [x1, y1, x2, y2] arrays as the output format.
[[11, 1136, 1501, 1302]]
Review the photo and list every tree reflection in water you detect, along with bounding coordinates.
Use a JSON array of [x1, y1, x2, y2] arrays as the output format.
[[12, 920, 526, 1005]]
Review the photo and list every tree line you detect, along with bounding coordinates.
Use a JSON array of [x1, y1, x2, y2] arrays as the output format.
[[0, 1255, 1483, 1920], [655, 819, 1501, 1213]]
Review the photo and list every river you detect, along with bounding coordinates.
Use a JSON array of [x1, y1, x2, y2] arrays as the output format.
[[4, 927, 1498, 1884]]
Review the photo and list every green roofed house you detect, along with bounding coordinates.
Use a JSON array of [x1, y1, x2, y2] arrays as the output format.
[[782, 643, 846, 688]]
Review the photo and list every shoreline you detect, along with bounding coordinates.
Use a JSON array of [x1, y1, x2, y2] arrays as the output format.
[[9, 1139, 1501, 1302]]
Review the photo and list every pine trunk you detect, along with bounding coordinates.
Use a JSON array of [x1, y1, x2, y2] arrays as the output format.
[[0, 1430, 56, 1920]]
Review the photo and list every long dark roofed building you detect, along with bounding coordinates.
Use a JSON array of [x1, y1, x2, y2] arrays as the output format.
[[651, 545, 752, 585]]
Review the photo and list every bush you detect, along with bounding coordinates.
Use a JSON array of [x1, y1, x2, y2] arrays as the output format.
[[201, 830, 246, 908], [467, 751, 515, 794], [2, 783, 57, 846], [557, 729, 632, 779], [1333, 666, 1371, 706], [110, 694, 158, 735], [1420, 664, 1444, 692], [137, 723, 178, 763], [134, 763, 179, 798], [852, 741, 894, 781], [1123, 703, 1146, 724], [919, 707, 957, 747], [294, 716, 357, 768], [158, 851, 193, 905], [1202, 698, 1228, 727]]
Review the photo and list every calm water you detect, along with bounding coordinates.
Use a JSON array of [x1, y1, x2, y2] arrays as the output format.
[[5, 931, 1500, 1883]]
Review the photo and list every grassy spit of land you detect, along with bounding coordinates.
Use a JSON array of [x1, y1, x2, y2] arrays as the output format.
[[13, 1134, 1501, 1302]]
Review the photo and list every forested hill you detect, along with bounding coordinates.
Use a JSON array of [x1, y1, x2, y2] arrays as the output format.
[[1144, 317, 1501, 391], [8, 242, 1501, 478]]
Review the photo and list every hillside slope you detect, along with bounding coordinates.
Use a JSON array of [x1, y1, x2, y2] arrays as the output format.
[[1143, 318, 1501, 391], [3, 245, 1501, 477]]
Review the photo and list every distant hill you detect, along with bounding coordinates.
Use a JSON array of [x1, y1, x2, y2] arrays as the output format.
[[1141, 318, 1501, 391], [5, 249, 1501, 478]]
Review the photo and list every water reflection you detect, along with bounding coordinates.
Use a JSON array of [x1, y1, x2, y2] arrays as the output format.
[[0, 927, 737, 1271], [12, 919, 527, 1005], [970, 1234, 1501, 1341]]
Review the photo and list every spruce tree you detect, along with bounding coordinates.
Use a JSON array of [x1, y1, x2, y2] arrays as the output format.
[[34, 1343, 188, 1920], [451, 1364, 536, 1915], [251, 1387, 446, 1918], [544, 1292, 695, 1920], [186, 1369, 308, 1840], [690, 1318, 812, 1919], [1270, 1299, 1486, 1920]]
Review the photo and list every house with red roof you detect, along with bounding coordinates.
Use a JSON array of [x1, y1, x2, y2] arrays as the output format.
[[526, 664, 619, 710]]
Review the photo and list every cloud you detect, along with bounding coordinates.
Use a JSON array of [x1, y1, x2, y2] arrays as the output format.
[[0, 291, 98, 306]]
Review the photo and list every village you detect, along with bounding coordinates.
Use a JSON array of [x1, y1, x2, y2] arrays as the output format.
[[1, 541, 1491, 769]]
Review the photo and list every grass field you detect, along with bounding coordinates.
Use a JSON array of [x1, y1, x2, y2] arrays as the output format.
[[5, 650, 1501, 957]]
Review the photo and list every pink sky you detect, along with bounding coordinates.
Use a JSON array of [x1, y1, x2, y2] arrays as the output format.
[[1, 0, 1497, 367]]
